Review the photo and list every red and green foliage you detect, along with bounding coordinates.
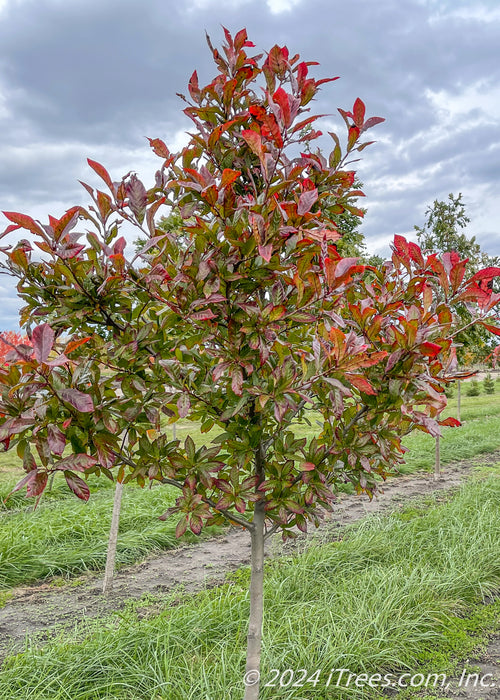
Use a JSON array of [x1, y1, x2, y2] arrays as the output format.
[[1, 28, 500, 698]]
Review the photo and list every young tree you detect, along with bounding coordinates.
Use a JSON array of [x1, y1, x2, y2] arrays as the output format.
[[1, 29, 500, 699]]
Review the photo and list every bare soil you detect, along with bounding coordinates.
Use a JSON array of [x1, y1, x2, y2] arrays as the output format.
[[439, 634, 500, 699], [0, 453, 499, 673]]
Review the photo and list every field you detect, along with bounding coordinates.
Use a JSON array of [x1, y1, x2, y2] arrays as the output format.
[[0, 387, 499, 697]]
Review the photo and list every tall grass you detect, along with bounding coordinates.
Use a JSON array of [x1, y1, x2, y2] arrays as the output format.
[[1, 471, 499, 699], [0, 482, 220, 589]]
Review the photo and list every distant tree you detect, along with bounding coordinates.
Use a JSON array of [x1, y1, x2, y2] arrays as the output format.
[[415, 193, 500, 364], [0, 331, 31, 365], [415, 193, 499, 271], [134, 210, 187, 256], [466, 379, 481, 397], [484, 373, 495, 394]]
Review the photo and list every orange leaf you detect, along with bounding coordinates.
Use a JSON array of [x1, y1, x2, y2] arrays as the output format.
[[65, 337, 91, 354]]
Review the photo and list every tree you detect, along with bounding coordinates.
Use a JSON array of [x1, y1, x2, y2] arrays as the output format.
[[1, 28, 500, 700], [0, 331, 31, 365], [415, 193, 500, 364]]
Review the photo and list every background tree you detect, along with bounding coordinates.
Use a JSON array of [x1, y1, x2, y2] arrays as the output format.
[[0, 331, 31, 365], [415, 192, 500, 364], [1, 29, 500, 700], [415, 193, 499, 272]]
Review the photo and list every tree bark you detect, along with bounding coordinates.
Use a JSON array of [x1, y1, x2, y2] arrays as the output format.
[[244, 498, 265, 700], [102, 479, 124, 594]]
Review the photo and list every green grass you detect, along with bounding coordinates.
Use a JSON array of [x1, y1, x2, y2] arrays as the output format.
[[0, 469, 498, 699], [0, 481, 221, 589], [397, 392, 500, 474]]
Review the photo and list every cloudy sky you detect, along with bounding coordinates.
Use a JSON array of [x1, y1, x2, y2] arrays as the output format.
[[0, 0, 499, 329]]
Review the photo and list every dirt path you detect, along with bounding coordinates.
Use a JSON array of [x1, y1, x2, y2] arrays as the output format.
[[436, 633, 500, 699], [0, 453, 498, 663]]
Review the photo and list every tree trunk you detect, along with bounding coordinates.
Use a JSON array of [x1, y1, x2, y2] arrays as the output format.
[[434, 435, 441, 481], [102, 479, 124, 594], [457, 380, 461, 422], [244, 498, 265, 700]]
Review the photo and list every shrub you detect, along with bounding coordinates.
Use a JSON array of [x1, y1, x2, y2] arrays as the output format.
[[466, 380, 481, 397], [484, 373, 495, 394]]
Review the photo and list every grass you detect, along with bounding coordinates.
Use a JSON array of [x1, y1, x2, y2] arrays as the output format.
[[0, 468, 498, 699], [396, 391, 500, 473], [0, 481, 221, 589], [0, 392, 499, 591]]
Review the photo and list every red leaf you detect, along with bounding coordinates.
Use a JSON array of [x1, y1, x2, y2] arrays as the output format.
[[87, 159, 114, 191], [334, 257, 361, 279], [408, 242, 424, 267], [455, 285, 491, 304], [26, 471, 48, 498], [393, 235, 410, 259], [347, 125, 360, 150], [300, 462, 316, 471], [188, 70, 201, 102], [420, 342, 442, 357], [439, 417, 461, 427], [64, 471, 90, 501], [241, 129, 265, 160], [353, 98, 365, 127], [234, 28, 254, 51], [44, 354, 69, 367], [125, 174, 147, 223], [449, 259, 468, 292], [47, 425, 66, 456], [3, 211, 43, 236], [32, 323, 55, 363], [190, 515, 203, 535], [147, 137, 170, 159], [58, 389, 94, 413], [306, 228, 341, 243], [53, 207, 81, 241], [467, 267, 500, 285], [292, 114, 325, 134], [64, 337, 91, 354], [480, 322, 500, 337], [347, 374, 377, 395], [258, 244, 273, 262], [361, 116, 385, 132], [175, 516, 188, 538], [113, 237, 126, 255], [231, 368, 243, 396], [1, 223, 22, 237], [297, 188, 318, 216], [0, 416, 34, 441], [177, 394, 190, 419], [221, 169, 241, 188], [192, 310, 217, 321], [273, 87, 291, 126], [55, 454, 98, 472], [7, 471, 37, 499]]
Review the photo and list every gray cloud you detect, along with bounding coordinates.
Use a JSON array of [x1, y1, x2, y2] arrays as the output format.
[[0, 0, 499, 326]]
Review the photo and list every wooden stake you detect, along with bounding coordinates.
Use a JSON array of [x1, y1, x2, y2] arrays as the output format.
[[102, 480, 124, 594], [434, 435, 441, 481]]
